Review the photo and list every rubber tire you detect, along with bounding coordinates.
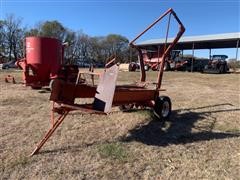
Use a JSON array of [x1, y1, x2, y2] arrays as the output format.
[[153, 96, 172, 120], [144, 65, 149, 71], [49, 79, 55, 91], [129, 63, 137, 72], [219, 65, 224, 74], [223, 65, 228, 73], [4, 65, 9, 69]]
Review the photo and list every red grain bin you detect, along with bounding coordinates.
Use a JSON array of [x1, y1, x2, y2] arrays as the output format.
[[16, 37, 66, 88]]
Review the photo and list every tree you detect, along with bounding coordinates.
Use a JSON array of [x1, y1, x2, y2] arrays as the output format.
[[0, 20, 5, 55], [39, 20, 67, 41], [103, 34, 129, 62], [228, 58, 240, 70], [0, 14, 134, 65], [25, 28, 39, 37], [2, 14, 25, 61]]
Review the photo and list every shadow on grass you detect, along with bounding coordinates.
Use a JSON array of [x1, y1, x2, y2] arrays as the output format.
[[121, 104, 240, 146], [36, 104, 240, 155]]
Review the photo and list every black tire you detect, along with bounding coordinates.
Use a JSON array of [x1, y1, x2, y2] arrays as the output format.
[[223, 65, 228, 73], [49, 79, 55, 91], [3, 65, 9, 69], [128, 63, 137, 72], [119, 104, 134, 112], [144, 64, 149, 71], [153, 96, 171, 120], [219, 65, 224, 74]]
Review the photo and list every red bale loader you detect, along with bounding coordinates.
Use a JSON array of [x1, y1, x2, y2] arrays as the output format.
[[30, 8, 185, 156], [16, 37, 78, 88]]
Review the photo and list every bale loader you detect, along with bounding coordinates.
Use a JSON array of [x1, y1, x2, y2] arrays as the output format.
[[30, 8, 185, 156]]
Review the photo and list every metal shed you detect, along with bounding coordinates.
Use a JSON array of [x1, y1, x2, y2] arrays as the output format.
[[136, 32, 240, 60]]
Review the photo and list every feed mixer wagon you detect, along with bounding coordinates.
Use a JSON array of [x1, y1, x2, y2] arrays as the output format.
[[16, 36, 78, 88]]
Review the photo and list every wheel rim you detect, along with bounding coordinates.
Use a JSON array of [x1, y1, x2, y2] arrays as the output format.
[[162, 101, 170, 117]]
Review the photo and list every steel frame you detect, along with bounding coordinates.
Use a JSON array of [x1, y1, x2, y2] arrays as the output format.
[[30, 8, 185, 156]]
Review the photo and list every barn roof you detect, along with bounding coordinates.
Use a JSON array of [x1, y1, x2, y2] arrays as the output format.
[[136, 32, 240, 50]]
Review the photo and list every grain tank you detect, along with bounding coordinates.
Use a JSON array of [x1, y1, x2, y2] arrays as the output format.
[[16, 36, 76, 88]]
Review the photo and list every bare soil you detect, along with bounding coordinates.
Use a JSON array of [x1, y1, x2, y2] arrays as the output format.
[[0, 69, 239, 179]]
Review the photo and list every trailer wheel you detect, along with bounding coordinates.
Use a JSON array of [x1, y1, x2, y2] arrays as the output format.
[[153, 96, 171, 120], [49, 79, 55, 91], [119, 104, 134, 112], [144, 65, 149, 71], [49, 78, 63, 91]]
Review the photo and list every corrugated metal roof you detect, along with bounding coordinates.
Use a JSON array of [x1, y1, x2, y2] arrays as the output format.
[[136, 32, 240, 49]]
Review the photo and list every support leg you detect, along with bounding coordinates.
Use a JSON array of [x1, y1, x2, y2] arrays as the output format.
[[30, 110, 69, 156]]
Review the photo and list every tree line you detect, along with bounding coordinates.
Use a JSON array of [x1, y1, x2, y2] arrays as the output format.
[[0, 14, 137, 65]]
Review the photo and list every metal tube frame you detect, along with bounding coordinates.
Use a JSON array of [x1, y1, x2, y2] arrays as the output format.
[[129, 8, 185, 89], [30, 9, 185, 156]]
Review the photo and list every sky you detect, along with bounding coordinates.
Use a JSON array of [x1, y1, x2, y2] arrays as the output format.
[[0, 0, 239, 59]]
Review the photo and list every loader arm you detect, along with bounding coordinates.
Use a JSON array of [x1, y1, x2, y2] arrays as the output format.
[[129, 8, 185, 89]]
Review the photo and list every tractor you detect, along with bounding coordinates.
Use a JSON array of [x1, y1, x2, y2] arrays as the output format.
[[203, 55, 229, 74]]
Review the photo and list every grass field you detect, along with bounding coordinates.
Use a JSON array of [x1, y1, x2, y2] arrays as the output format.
[[0, 69, 240, 179]]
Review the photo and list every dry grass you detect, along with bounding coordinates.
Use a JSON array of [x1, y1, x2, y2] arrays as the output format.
[[0, 69, 240, 179]]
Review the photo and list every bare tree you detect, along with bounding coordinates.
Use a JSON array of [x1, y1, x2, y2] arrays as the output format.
[[0, 20, 5, 57], [1, 14, 132, 65], [2, 14, 24, 61]]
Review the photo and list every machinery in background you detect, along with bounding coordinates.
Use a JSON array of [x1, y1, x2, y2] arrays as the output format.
[[129, 50, 229, 73], [203, 55, 229, 74], [129, 50, 186, 71]]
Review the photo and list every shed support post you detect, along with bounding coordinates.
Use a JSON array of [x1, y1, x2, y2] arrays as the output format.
[[191, 43, 195, 72], [129, 47, 132, 63], [236, 40, 239, 61], [209, 49, 212, 60]]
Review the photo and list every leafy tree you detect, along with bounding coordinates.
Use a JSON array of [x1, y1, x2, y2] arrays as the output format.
[[25, 28, 39, 37], [39, 20, 67, 41]]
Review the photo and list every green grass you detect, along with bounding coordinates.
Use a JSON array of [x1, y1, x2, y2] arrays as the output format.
[[98, 142, 128, 161]]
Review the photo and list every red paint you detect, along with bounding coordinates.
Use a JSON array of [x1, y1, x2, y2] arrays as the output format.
[[16, 37, 63, 87]]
